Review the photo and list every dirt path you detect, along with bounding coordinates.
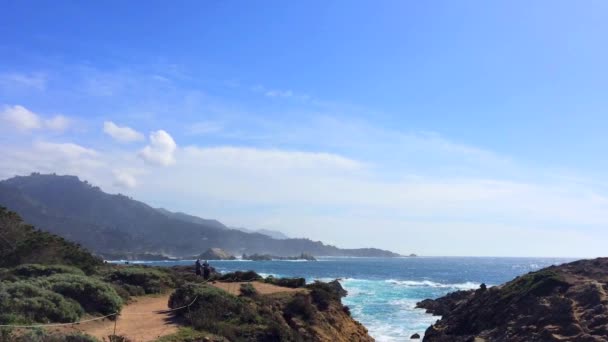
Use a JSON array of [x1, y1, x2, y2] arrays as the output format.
[[58, 294, 179, 342], [210, 281, 306, 296], [50, 282, 301, 341]]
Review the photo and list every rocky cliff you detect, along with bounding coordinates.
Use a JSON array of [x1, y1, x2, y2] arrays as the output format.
[[199, 247, 236, 260], [417, 258, 608, 342]]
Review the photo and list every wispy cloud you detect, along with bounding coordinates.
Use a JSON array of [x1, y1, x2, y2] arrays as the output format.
[[1, 105, 71, 132], [186, 121, 223, 135], [251, 84, 310, 100], [103, 121, 145, 143], [2, 64, 608, 256]]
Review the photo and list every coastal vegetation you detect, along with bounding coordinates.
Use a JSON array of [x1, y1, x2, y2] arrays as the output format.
[[0, 207, 370, 341]]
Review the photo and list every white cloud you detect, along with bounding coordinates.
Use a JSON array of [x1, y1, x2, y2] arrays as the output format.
[[0, 141, 103, 187], [33, 141, 97, 159], [139, 130, 177, 166], [1, 105, 72, 132], [45, 115, 71, 132], [113, 169, 138, 188], [103, 121, 144, 143], [1, 105, 42, 131], [182, 146, 362, 171]]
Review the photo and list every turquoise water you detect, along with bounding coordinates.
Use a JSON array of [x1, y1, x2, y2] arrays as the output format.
[[125, 257, 573, 341]]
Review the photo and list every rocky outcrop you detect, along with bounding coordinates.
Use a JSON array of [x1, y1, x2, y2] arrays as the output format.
[[327, 280, 348, 298], [417, 258, 608, 342], [169, 278, 373, 342], [199, 248, 236, 260]]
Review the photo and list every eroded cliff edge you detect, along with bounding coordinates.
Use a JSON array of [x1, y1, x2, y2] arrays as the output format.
[[417, 258, 608, 342]]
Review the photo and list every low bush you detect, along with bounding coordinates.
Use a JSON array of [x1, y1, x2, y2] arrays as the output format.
[[283, 293, 314, 321], [307, 281, 340, 311], [264, 276, 306, 288], [169, 283, 260, 332], [104, 266, 174, 294], [239, 283, 258, 297], [41, 274, 123, 315], [103, 335, 133, 342], [0, 281, 83, 324], [219, 270, 262, 282], [0, 328, 99, 342], [501, 270, 569, 299], [155, 327, 215, 342], [9, 264, 85, 278]]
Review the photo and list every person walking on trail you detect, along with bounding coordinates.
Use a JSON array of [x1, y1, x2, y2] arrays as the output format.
[[203, 260, 210, 280], [195, 259, 202, 277]]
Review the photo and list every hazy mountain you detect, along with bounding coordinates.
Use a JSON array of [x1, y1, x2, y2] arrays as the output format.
[[233, 227, 290, 240], [157, 209, 289, 240], [0, 173, 400, 258], [155, 208, 227, 230]]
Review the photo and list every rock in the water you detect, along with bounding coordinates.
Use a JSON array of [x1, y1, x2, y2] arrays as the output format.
[[419, 258, 608, 342], [199, 247, 235, 260], [410, 332, 420, 339]]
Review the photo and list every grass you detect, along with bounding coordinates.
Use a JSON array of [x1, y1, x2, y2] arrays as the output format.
[[500, 269, 569, 300], [0, 328, 99, 342], [219, 271, 262, 282], [155, 327, 223, 342]]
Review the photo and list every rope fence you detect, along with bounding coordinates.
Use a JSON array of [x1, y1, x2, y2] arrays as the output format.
[[0, 296, 199, 329]]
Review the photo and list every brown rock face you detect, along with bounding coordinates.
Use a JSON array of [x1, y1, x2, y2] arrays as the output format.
[[199, 247, 235, 260], [417, 258, 608, 342]]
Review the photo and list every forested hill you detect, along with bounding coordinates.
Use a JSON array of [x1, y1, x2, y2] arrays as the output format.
[[0, 174, 400, 258]]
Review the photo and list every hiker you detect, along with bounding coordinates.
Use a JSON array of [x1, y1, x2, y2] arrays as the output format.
[[195, 259, 202, 277], [203, 260, 210, 280]]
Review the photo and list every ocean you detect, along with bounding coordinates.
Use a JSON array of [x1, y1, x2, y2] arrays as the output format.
[[125, 257, 574, 341]]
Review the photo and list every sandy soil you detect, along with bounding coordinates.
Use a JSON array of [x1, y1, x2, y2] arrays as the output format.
[[210, 281, 307, 296], [48, 281, 302, 341], [56, 294, 179, 342]]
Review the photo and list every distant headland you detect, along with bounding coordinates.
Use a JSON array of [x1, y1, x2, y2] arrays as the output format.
[[0, 173, 401, 258]]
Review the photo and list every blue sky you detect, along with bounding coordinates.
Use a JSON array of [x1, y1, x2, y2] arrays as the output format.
[[1, 1, 608, 257]]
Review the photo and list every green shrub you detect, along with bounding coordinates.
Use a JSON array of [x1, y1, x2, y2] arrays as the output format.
[[41, 274, 122, 315], [264, 276, 306, 288], [283, 293, 314, 321], [219, 270, 262, 282], [0, 281, 83, 323], [169, 283, 259, 331], [155, 327, 214, 342], [239, 283, 258, 297], [105, 266, 173, 294], [501, 270, 569, 300], [103, 335, 133, 342], [9, 264, 85, 278], [0, 328, 99, 342], [307, 281, 340, 311]]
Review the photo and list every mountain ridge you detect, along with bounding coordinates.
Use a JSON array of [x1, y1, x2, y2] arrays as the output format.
[[0, 173, 401, 258]]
